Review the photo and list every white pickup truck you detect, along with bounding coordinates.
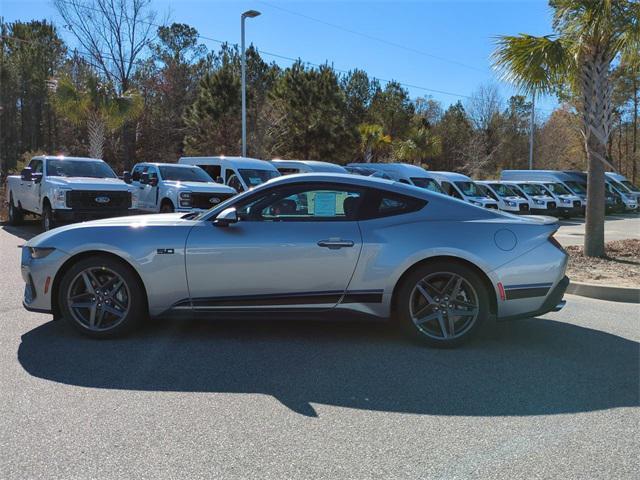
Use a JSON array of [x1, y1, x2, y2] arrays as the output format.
[[6, 156, 137, 230], [125, 162, 237, 213]]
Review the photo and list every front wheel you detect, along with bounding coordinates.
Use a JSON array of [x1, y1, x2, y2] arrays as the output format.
[[59, 255, 146, 338], [396, 262, 489, 348]]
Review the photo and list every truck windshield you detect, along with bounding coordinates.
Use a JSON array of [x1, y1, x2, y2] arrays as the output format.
[[564, 181, 587, 194], [46, 160, 117, 178], [239, 169, 279, 187], [519, 183, 547, 196], [544, 183, 572, 195], [410, 177, 443, 193], [454, 181, 483, 197], [620, 180, 639, 192], [488, 183, 517, 197], [159, 165, 212, 182]]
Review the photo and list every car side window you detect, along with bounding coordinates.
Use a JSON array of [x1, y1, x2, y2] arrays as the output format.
[[29, 159, 43, 175], [360, 190, 427, 219], [132, 165, 145, 181], [198, 164, 221, 181], [236, 184, 363, 221], [442, 181, 462, 199], [227, 174, 244, 192], [146, 166, 158, 182]]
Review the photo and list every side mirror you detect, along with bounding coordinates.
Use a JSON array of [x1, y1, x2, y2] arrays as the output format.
[[123, 171, 132, 184], [149, 177, 158, 187], [140, 172, 149, 184], [214, 207, 238, 227], [215, 176, 224, 184], [20, 167, 33, 181]]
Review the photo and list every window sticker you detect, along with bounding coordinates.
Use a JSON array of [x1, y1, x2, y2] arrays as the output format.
[[313, 192, 337, 216]]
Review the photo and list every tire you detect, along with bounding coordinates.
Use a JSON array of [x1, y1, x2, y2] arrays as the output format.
[[42, 202, 55, 231], [395, 261, 489, 348], [58, 255, 146, 338], [160, 199, 175, 213], [8, 194, 23, 226]]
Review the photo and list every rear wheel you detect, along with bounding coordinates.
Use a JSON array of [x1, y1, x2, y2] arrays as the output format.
[[8, 194, 23, 225], [59, 255, 146, 338], [396, 262, 489, 348]]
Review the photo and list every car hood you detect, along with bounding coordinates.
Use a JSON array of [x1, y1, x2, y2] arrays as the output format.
[[163, 180, 236, 193], [47, 177, 131, 190], [25, 213, 189, 248]]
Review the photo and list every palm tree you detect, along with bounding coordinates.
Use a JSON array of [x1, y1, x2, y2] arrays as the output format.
[[492, 0, 639, 257], [392, 127, 441, 165], [358, 123, 391, 163], [53, 76, 142, 159]]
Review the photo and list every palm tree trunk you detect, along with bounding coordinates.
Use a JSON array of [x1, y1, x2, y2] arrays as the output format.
[[87, 112, 105, 160], [581, 48, 615, 258]]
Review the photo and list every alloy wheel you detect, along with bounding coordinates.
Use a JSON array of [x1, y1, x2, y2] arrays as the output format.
[[66, 267, 131, 332], [409, 272, 480, 340]]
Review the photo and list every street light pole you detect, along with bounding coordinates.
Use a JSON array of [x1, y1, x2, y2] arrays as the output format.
[[241, 10, 261, 158], [529, 91, 535, 170]]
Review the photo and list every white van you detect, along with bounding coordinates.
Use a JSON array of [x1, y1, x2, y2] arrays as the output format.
[[179, 156, 280, 193], [501, 181, 558, 216], [533, 181, 583, 217], [271, 159, 347, 175], [476, 181, 530, 214], [346, 163, 444, 193], [428, 171, 499, 209], [500, 170, 587, 209], [606, 172, 640, 206]]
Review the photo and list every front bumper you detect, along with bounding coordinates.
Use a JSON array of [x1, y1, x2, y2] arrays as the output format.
[[21, 247, 69, 315], [53, 208, 137, 223]]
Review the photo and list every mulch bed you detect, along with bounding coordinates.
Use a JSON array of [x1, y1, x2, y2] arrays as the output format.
[[566, 239, 640, 288]]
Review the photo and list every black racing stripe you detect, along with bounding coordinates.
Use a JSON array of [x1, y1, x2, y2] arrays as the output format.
[[504, 287, 551, 300], [341, 290, 384, 304], [189, 291, 344, 307]]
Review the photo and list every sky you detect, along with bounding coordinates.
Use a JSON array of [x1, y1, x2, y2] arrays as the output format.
[[1, 0, 558, 115]]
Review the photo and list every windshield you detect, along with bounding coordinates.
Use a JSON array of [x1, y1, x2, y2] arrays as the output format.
[[159, 165, 212, 182], [239, 168, 279, 187], [519, 183, 547, 196], [410, 177, 443, 193], [544, 183, 571, 195], [564, 181, 587, 194], [609, 180, 632, 194], [454, 181, 484, 197], [621, 180, 639, 192], [488, 183, 518, 197], [46, 159, 117, 179]]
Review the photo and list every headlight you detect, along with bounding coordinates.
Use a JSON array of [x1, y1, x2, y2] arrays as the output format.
[[28, 247, 55, 259], [534, 199, 545, 205], [53, 188, 70, 208], [472, 201, 483, 206], [506, 201, 516, 207], [179, 191, 192, 207], [562, 198, 571, 204]]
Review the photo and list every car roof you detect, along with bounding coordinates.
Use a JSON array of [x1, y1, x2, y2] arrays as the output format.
[[271, 159, 347, 172], [179, 156, 278, 170], [346, 162, 432, 177], [428, 171, 473, 181], [137, 162, 199, 169], [36, 156, 104, 162]]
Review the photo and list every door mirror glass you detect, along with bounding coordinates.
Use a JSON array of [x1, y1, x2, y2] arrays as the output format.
[[20, 167, 33, 181], [214, 207, 238, 227], [123, 171, 132, 184]]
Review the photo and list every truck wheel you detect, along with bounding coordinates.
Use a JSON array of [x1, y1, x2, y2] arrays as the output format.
[[160, 200, 175, 213], [42, 203, 55, 231], [8, 194, 23, 226]]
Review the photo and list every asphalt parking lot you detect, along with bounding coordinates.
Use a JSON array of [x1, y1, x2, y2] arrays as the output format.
[[556, 213, 640, 246], [1, 222, 638, 479]]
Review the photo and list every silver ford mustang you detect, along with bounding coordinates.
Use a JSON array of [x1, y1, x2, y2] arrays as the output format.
[[21, 173, 569, 347]]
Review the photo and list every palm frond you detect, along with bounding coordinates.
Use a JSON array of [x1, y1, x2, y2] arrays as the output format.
[[491, 34, 570, 95]]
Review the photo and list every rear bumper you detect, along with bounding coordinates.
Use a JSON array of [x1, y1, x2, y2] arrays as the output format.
[[499, 276, 569, 321]]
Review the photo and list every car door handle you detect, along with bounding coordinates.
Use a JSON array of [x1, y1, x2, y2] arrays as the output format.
[[317, 239, 355, 249]]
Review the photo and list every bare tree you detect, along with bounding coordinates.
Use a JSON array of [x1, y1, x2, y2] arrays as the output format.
[[466, 83, 502, 131]]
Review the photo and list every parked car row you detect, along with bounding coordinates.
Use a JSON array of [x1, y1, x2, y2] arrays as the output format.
[[6, 155, 639, 232]]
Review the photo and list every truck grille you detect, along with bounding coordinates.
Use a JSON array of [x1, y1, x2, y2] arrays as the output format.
[[548, 202, 556, 210], [66, 190, 131, 209], [519, 203, 529, 212], [190, 192, 234, 209], [486, 204, 498, 209]]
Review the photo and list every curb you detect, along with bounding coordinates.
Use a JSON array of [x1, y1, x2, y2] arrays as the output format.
[[567, 281, 640, 304]]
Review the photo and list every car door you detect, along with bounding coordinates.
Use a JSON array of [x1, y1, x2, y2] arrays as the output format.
[[24, 159, 43, 213], [184, 182, 364, 311], [141, 165, 159, 210], [130, 165, 149, 210]]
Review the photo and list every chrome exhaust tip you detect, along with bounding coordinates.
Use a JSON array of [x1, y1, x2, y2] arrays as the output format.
[[552, 300, 566, 312]]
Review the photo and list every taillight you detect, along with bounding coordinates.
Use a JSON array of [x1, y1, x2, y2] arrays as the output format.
[[548, 233, 565, 253]]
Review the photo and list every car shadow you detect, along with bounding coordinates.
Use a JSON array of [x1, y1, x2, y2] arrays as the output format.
[[1, 221, 41, 241], [18, 317, 639, 417]]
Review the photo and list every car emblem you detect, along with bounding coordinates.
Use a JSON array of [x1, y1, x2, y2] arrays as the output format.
[[95, 196, 111, 204], [209, 197, 221, 204]]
